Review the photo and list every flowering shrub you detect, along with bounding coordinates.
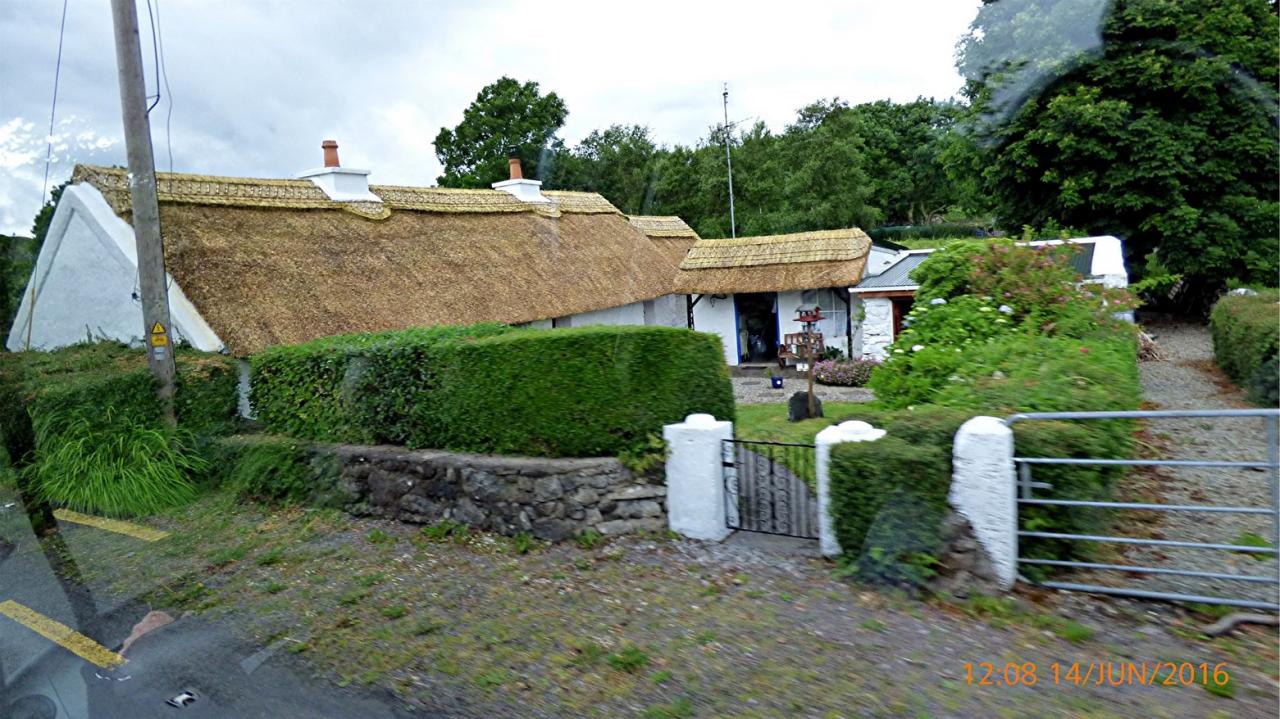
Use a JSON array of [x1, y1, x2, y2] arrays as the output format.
[[813, 358, 878, 386], [870, 242, 1139, 410]]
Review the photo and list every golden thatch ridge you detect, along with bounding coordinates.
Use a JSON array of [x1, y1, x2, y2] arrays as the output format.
[[627, 215, 700, 239], [673, 228, 871, 294], [73, 165, 622, 219]]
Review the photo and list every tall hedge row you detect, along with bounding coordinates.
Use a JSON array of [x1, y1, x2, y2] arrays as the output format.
[[249, 324, 512, 443], [250, 324, 735, 458], [423, 326, 735, 457], [1209, 289, 1279, 406]]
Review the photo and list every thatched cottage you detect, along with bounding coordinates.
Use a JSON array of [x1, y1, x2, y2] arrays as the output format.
[[672, 229, 901, 366], [6, 148, 697, 356], [11, 141, 1122, 377]]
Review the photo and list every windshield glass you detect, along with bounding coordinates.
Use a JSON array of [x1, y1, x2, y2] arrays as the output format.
[[2, 1, 1277, 717]]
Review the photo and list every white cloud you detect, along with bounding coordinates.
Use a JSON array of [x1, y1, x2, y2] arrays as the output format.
[[0, 0, 980, 234]]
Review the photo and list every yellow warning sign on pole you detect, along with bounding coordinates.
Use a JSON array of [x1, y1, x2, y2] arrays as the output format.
[[149, 321, 168, 346]]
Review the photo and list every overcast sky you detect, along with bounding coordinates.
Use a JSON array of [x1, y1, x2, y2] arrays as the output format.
[[0, 0, 981, 235]]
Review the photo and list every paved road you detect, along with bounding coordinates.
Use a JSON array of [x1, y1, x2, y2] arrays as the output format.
[[0, 494, 419, 719]]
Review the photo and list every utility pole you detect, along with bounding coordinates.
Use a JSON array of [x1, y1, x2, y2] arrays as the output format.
[[110, 0, 177, 424], [722, 83, 736, 239]]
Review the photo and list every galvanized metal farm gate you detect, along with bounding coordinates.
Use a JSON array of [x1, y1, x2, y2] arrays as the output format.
[[722, 439, 819, 539], [1010, 409, 1280, 611]]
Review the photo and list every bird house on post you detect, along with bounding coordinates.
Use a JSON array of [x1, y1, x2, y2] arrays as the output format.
[[794, 306, 824, 418]]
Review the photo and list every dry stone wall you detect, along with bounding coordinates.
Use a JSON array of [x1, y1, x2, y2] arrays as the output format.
[[328, 444, 666, 541]]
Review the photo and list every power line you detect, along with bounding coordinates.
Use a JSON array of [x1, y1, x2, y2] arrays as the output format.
[[143, 0, 162, 113], [40, 0, 70, 204], [29, 0, 71, 351], [153, 0, 175, 173]]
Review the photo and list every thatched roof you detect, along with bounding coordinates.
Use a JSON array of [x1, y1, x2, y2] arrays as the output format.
[[73, 165, 675, 355], [628, 216, 699, 294], [672, 228, 871, 294]]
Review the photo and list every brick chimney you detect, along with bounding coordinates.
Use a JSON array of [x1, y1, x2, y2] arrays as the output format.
[[491, 149, 549, 203], [297, 140, 381, 202], [322, 139, 340, 167]]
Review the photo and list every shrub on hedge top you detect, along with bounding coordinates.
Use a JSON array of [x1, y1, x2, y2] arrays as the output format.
[[249, 324, 513, 443], [1209, 289, 1279, 406], [813, 359, 878, 387], [420, 325, 735, 457]]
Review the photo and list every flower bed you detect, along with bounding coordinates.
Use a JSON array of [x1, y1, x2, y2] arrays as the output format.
[[813, 358, 879, 387]]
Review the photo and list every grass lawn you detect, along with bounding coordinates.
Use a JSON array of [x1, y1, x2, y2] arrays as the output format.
[[15, 488, 1273, 718], [733, 401, 880, 444]]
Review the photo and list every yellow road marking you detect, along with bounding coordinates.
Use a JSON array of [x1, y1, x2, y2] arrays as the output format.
[[0, 600, 126, 668], [53, 508, 169, 542]]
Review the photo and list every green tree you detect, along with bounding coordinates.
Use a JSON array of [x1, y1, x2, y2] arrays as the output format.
[[958, 0, 1280, 297], [847, 99, 963, 225], [434, 77, 568, 188], [547, 125, 659, 214]]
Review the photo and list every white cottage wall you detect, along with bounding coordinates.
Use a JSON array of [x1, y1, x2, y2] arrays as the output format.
[[569, 301, 646, 327], [692, 294, 739, 366], [5, 184, 223, 353]]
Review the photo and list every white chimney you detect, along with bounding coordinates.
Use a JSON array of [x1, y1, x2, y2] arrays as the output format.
[[491, 153, 549, 203], [297, 140, 382, 202]]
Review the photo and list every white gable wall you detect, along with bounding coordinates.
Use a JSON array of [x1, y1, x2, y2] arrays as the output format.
[[5, 184, 224, 353]]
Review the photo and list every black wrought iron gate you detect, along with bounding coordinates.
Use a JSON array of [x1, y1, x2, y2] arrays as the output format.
[[722, 439, 819, 539]]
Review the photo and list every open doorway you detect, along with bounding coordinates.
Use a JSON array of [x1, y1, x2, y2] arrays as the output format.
[[734, 292, 778, 363]]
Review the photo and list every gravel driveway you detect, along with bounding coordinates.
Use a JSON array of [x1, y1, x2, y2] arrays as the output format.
[[732, 376, 874, 405], [1095, 321, 1278, 607]]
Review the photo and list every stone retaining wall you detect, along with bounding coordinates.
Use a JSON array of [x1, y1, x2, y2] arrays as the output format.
[[329, 444, 666, 541]]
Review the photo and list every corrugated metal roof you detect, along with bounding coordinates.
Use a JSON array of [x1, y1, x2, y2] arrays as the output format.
[[854, 253, 928, 289], [1068, 241, 1095, 277], [854, 240, 1099, 291]]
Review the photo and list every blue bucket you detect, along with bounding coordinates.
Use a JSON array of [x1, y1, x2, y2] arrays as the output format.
[[770, 376, 784, 389]]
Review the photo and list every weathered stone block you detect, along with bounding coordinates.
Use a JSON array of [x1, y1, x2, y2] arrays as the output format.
[[596, 518, 665, 535], [533, 477, 564, 502], [531, 518, 578, 541], [605, 485, 665, 501]]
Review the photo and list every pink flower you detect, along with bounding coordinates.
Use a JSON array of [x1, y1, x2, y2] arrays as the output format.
[[1079, 347, 1090, 354]]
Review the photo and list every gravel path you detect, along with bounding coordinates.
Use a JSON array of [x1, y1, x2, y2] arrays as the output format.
[[732, 376, 874, 405], [1103, 321, 1278, 606]]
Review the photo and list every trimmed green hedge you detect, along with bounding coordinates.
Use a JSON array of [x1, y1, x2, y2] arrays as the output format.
[[1210, 289, 1279, 406], [345, 323, 513, 444], [421, 325, 735, 457], [826, 404, 1131, 586], [249, 324, 513, 443], [250, 323, 735, 458], [0, 342, 239, 516]]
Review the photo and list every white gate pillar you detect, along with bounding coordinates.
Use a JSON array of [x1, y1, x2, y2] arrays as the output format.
[[815, 420, 887, 557], [951, 416, 1017, 590], [663, 413, 733, 541]]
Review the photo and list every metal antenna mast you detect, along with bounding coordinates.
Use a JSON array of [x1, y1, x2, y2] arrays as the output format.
[[722, 82, 736, 239]]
